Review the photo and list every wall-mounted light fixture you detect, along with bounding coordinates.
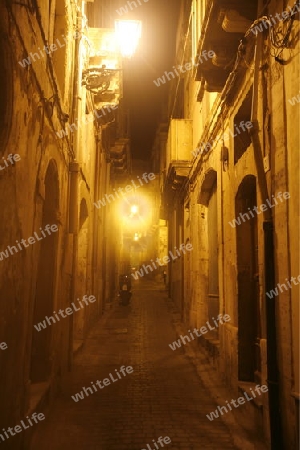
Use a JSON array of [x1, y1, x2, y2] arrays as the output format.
[[115, 20, 142, 58], [81, 21, 141, 96], [82, 65, 121, 95], [221, 145, 229, 171]]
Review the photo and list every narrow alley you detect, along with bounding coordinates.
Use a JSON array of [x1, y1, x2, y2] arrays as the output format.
[[30, 280, 243, 450], [0, 0, 299, 449]]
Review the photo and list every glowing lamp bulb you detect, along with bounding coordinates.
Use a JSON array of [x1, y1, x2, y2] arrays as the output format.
[[131, 205, 138, 214], [115, 20, 142, 58]]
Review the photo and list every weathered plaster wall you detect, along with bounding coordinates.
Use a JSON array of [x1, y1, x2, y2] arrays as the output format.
[[164, 0, 299, 447], [0, 2, 118, 448]]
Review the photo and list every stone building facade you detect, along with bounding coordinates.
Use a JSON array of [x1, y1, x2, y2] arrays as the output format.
[[0, 1, 127, 448], [159, 0, 299, 448]]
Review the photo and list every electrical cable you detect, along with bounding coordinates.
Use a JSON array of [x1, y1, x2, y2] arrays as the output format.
[[188, 0, 300, 185], [5, 2, 73, 163]]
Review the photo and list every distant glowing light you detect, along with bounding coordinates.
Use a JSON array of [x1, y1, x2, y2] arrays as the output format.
[[115, 20, 142, 58], [117, 194, 152, 231]]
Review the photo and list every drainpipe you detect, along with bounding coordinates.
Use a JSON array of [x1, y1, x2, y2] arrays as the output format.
[[68, 7, 82, 369], [68, 161, 79, 370], [263, 221, 284, 450], [250, 9, 284, 449], [220, 149, 226, 317]]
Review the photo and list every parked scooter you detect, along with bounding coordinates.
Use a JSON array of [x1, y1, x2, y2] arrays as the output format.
[[119, 274, 132, 306], [119, 284, 132, 306]]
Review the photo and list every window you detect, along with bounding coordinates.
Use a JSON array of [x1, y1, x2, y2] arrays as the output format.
[[234, 87, 253, 164]]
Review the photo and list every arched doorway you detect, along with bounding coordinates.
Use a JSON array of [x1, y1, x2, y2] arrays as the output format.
[[207, 179, 219, 321], [235, 175, 261, 382], [30, 161, 59, 383]]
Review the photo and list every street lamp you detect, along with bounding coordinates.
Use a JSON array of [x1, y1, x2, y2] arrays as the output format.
[[117, 193, 152, 231], [115, 20, 142, 58], [81, 21, 141, 97], [130, 205, 139, 215]]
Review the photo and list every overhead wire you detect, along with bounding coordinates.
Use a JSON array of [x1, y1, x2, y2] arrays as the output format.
[[187, 0, 300, 184]]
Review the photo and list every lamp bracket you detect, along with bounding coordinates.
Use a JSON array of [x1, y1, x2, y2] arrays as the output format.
[[82, 66, 120, 95]]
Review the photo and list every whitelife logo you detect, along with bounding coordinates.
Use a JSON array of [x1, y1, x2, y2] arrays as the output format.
[[33, 295, 96, 332], [0, 342, 8, 351], [206, 385, 268, 421], [131, 243, 193, 280], [0, 224, 58, 261], [288, 91, 300, 106], [0, 412, 45, 443], [153, 50, 215, 87], [56, 104, 118, 139], [94, 173, 156, 209], [169, 314, 231, 351], [266, 275, 300, 299], [192, 121, 253, 158], [71, 365, 133, 402], [141, 436, 172, 450], [0, 153, 21, 171], [18, 31, 81, 68], [228, 192, 290, 228], [250, 3, 300, 36], [116, 0, 149, 17]]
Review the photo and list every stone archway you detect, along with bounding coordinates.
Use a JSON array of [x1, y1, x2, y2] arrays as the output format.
[[235, 175, 260, 381], [30, 160, 59, 383]]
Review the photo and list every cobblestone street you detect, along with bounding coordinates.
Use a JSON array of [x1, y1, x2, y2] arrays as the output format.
[[30, 280, 240, 450]]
